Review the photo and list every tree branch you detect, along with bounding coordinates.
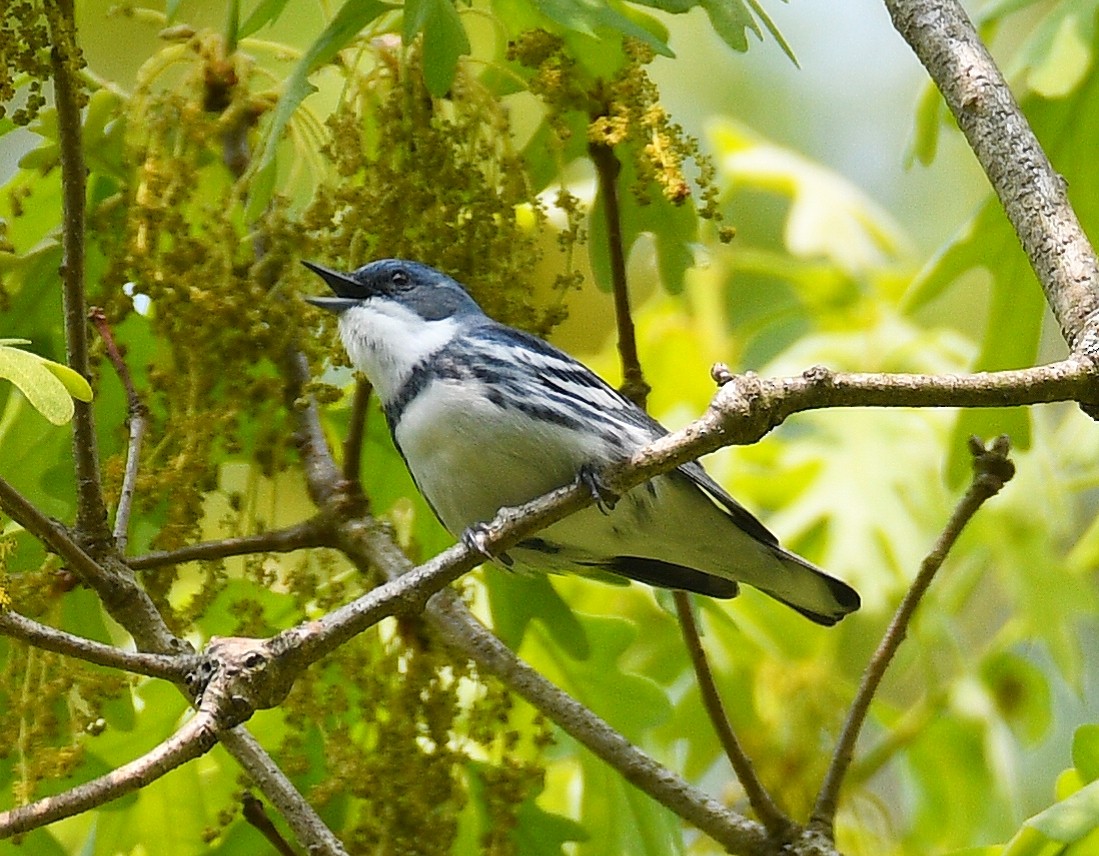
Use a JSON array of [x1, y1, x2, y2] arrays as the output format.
[[627, 359, 1095, 484], [810, 436, 1015, 831], [589, 140, 651, 407], [0, 609, 193, 680], [89, 307, 148, 553], [271, 347, 1093, 852], [590, 136, 772, 837], [673, 593, 790, 838], [46, 0, 111, 546], [885, 0, 1099, 354], [218, 730, 350, 856], [0, 476, 179, 651], [431, 587, 775, 855], [342, 378, 372, 487], [0, 703, 220, 838], [127, 518, 333, 571], [321, 516, 779, 855]]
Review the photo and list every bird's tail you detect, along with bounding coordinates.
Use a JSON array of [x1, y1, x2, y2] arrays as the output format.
[[755, 548, 860, 626]]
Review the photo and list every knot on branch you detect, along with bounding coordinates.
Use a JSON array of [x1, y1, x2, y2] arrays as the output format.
[[189, 636, 297, 729], [1069, 345, 1099, 420], [967, 435, 1016, 496], [710, 370, 781, 444], [802, 364, 835, 387], [710, 362, 735, 386]]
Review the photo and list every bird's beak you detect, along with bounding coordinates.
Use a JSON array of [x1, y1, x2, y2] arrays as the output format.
[[302, 260, 361, 313], [304, 295, 358, 313]]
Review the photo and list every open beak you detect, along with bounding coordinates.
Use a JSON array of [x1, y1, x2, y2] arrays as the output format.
[[302, 260, 361, 312]]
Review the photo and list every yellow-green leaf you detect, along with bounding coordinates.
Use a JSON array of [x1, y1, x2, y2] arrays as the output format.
[[41, 360, 93, 402], [0, 341, 92, 425]]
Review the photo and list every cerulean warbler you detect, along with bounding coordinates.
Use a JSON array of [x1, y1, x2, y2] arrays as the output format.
[[305, 259, 860, 625]]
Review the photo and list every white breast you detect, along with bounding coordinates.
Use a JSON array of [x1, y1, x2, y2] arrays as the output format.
[[337, 301, 460, 403], [394, 377, 610, 533]]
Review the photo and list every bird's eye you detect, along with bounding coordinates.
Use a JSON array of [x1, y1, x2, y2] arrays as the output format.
[[391, 269, 410, 289]]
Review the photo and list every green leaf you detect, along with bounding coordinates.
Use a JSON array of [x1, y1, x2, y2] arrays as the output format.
[[536, 0, 673, 58], [0, 340, 93, 425], [710, 120, 910, 276], [165, 0, 185, 24], [484, 567, 591, 660], [908, 81, 946, 167], [1074, 725, 1099, 783], [238, 0, 292, 39], [628, 0, 795, 60], [42, 360, 93, 402], [697, 0, 760, 53], [532, 613, 671, 741], [980, 651, 1052, 744], [405, 0, 472, 96], [1003, 779, 1099, 855], [246, 0, 390, 220]]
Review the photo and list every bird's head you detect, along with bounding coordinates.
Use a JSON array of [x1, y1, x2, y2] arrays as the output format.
[[303, 259, 483, 321], [303, 259, 485, 402]]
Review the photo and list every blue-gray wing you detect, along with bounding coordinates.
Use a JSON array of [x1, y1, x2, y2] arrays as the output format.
[[477, 323, 780, 548]]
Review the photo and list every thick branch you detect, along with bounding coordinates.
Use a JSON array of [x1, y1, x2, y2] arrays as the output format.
[[810, 436, 1015, 831], [47, 0, 111, 545], [623, 359, 1095, 487], [886, 0, 1099, 353]]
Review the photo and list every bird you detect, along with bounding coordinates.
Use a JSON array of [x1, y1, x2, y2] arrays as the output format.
[[303, 258, 860, 625]]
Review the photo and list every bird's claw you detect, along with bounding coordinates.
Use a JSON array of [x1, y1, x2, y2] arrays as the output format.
[[461, 523, 513, 567], [578, 464, 619, 515]]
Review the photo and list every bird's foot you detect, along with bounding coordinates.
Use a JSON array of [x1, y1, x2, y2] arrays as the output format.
[[578, 464, 619, 515], [461, 523, 513, 567]]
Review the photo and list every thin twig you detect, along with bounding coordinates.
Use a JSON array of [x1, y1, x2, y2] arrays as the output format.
[[589, 135, 782, 836], [673, 592, 791, 838], [0, 609, 193, 680], [810, 436, 1016, 832], [242, 794, 298, 856], [588, 140, 651, 408], [89, 307, 148, 553], [128, 517, 332, 570], [0, 476, 179, 650]]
